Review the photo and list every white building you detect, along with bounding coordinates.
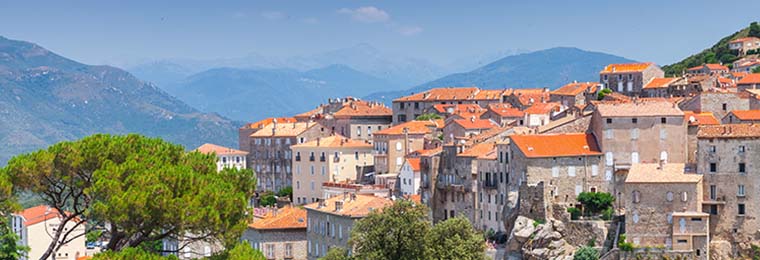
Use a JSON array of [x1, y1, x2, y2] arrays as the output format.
[[12, 205, 86, 260], [195, 143, 248, 171], [398, 158, 421, 196]]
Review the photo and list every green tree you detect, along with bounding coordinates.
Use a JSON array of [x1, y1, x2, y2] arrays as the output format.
[[1, 134, 256, 257], [596, 88, 612, 100], [276, 186, 293, 201], [752, 68, 760, 73], [427, 217, 487, 260], [320, 247, 353, 260], [749, 22, 760, 38], [573, 246, 600, 260], [0, 221, 29, 260], [416, 113, 443, 120], [259, 192, 277, 207], [577, 192, 615, 216], [207, 242, 266, 260], [349, 200, 431, 260]]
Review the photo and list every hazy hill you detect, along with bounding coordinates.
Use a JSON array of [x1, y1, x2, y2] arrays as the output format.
[[0, 36, 239, 164], [365, 47, 635, 103]]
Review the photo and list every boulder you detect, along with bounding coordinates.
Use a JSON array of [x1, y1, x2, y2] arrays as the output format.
[[710, 240, 733, 260], [511, 216, 536, 243]]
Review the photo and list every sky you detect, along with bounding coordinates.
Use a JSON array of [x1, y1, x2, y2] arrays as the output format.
[[1, 0, 759, 67]]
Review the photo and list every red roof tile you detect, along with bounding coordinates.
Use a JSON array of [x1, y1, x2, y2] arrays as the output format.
[[304, 194, 392, 218], [729, 37, 760, 44], [16, 205, 79, 226], [452, 118, 498, 130], [333, 101, 392, 117], [486, 103, 524, 118], [244, 117, 297, 129], [644, 78, 677, 89], [405, 158, 421, 171], [375, 120, 442, 135], [728, 110, 760, 121], [551, 82, 599, 96], [523, 102, 560, 115], [683, 111, 720, 126], [195, 143, 248, 155], [510, 133, 602, 158], [249, 206, 307, 230], [394, 87, 500, 102], [737, 73, 760, 85], [600, 62, 654, 73], [458, 142, 497, 158], [290, 135, 372, 149], [697, 124, 760, 138]]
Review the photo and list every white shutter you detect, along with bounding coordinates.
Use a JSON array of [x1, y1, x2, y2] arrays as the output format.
[[631, 152, 639, 164], [568, 166, 576, 177], [575, 185, 582, 195], [631, 129, 639, 140], [592, 165, 599, 176], [627, 82, 633, 92], [605, 152, 614, 166], [605, 169, 612, 181], [552, 166, 559, 177], [617, 82, 623, 92], [660, 129, 667, 140]]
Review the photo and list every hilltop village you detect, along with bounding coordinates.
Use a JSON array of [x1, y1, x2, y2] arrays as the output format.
[[11, 37, 760, 260]]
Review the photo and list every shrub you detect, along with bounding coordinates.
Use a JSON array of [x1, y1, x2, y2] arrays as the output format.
[[259, 192, 277, 207], [577, 192, 615, 216], [532, 219, 544, 228], [597, 88, 612, 100], [567, 207, 581, 220], [573, 246, 599, 260], [601, 207, 614, 221], [618, 234, 634, 252], [416, 113, 443, 120], [276, 186, 293, 200]]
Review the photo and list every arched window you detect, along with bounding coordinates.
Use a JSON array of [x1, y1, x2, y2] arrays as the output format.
[[396, 141, 402, 151], [681, 191, 688, 202], [666, 191, 674, 202], [605, 152, 614, 166], [632, 190, 641, 203]]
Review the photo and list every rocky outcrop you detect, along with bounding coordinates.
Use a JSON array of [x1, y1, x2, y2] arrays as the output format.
[[506, 216, 578, 259]]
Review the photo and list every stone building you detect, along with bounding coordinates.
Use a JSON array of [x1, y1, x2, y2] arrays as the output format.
[[686, 63, 729, 75], [195, 143, 248, 172], [522, 102, 561, 128], [304, 194, 392, 260], [247, 121, 331, 192], [679, 92, 750, 120], [507, 133, 605, 206], [11, 205, 87, 260], [549, 81, 599, 108], [290, 135, 374, 205], [239, 117, 297, 154], [392, 87, 505, 124], [747, 89, 760, 110], [294, 97, 392, 142], [475, 147, 505, 232], [641, 77, 680, 98], [372, 119, 442, 175], [442, 117, 498, 143], [728, 36, 760, 55], [696, 124, 760, 257], [599, 62, 664, 96], [623, 163, 708, 259], [416, 147, 443, 210], [429, 103, 486, 121], [736, 73, 760, 92], [721, 109, 760, 124], [480, 103, 524, 126], [591, 100, 687, 172], [433, 142, 496, 223], [682, 111, 720, 168], [502, 88, 551, 110], [242, 206, 308, 260]]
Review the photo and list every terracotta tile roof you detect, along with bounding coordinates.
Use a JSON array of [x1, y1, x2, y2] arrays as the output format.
[[737, 73, 760, 85], [625, 163, 701, 184], [290, 135, 372, 149], [644, 77, 677, 89], [732, 72, 749, 79], [551, 82, 599, 96], [304, 194, 392, 218], [244, 117, 297, 129], [333, 101, 392, 117], [697, 124, 760, 138], [683, 111, 720, 126], [433, 104, 487, 118], [451, 118, 498, 130], [746, 89, 760, 96], [729, 37, 760, 44], [473, 89, 508, 100], [718, 77, 734, 85], [600, 62, 654, 73], [294, 107, 322, 120], [510, 133, 602, 158], [15, 205, 77, 226], [595, 100, 683, 117], [405, 158, 421, 171], [600, 92, 632, 102], [413, 147, 443, 157], [405, 194, 421, 204], [523, 102, 560, 115], [458, 142, 497, 158], [705, 63, 729, 71], [486, 103, 524, 118], [249, 206, 307, 230], [726, 110, 760, 121], [512, 89, 550, 106], [195, 143, 248, 155], [375, 120, 442, 135], [394, 87, 499, 102], [250, 122, 319, 137]]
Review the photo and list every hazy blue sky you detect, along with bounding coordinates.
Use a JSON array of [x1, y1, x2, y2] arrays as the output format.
[[2, 0, 759, 66]]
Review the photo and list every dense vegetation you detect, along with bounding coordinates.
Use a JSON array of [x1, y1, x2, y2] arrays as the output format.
[[0, 134, 257, 259], [663, 22, 760, 76], [321, 200, 487, 260]]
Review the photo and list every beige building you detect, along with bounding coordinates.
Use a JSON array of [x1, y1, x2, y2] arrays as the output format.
[[682, 111, 720, 168], [679, 92, 750, 120], [624, 163, 708, 259], [246, 121, 331, 192], [239, 117, 297, 153], [508, 133, 606, 205], [291, 135, 374, 205], [372, 120, 442, 175], [294, 97, 392, 142], [242, 206, 308, 260], [12, 205, 87, 260], [599, 62, 664, 96], [195, 143, 248, 172], [304, 194, 392, 260], [591, 100, 687, 171], [696, 124, 760, 257], [549, 81, 599, 108], [391, 87, 505, 124], [728, 36, 760, 55], [686, 63, 729, 75]]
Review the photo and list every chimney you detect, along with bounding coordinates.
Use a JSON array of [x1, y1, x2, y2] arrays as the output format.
[[343, 191, 349, 201]]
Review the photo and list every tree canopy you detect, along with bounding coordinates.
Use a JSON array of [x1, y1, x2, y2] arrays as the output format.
[[573, 246, 599, 260], [415, 113, 443, 120], [322, 200, 486, 260], [577, 192, 615, 216], [1, 134, 256, 258]]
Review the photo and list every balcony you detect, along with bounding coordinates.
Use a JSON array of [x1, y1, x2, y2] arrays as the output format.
[[309, 156, 315, 162], [295, 155, 301, 161], [319, 156, 326, 162], [483, 180, 498, 189]]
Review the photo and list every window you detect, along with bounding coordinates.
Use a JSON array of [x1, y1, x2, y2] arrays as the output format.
[[739, 163, 746, 174], [285, 243, 293, 257], [661, 117, 667, 124], [709, 185, 716, 200], [395, 141, 402, 151], [400, 102, 405, 109], [739, 145, 746, 153], [631, 118, 637, 124], [722, 103, 727, 111], [552, 166, 559, 177], [631, 152, 639, 164], [568, 166, 576, 177], [604, 129, 613, 139], [738, 203, 746, 215], [660, 129, 667, 140], [681, 191, 688, 202], [367, 126, 372, 136], [606, 118, 612, 124], [632, 191, 641, 203], [266, 244, 275, 259], [605, 152, 613, 166], [592, 165, 598, 176], [666, 191, 674, 202], [710, 163, 717, 173], [738, 184, 745, 197], [357, 126, 361, 136], [631, 129, 639, 140], [660, 151, 668, 163]]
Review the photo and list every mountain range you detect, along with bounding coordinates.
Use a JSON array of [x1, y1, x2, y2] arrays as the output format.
[[0, 36, 239, 164], [365, 47, 635, 102]]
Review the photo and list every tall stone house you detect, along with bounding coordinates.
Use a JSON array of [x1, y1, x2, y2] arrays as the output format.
[[433, 142, 496, 224], [475, 147, 505, 232], [239, 117, 297, 154], [290, 135, 374, 205], [304, 194, 392, 260], [294, 97, 392, 142], [679, 92, 750, 120], [721, 110, 760, 124], [242, 206, 308, 260], [599, 62, 664, 96], [549, 81, 600, 108], [392, 87, 505, 124], [372, 119, 443, 176], [246, 121, 331, 192]]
